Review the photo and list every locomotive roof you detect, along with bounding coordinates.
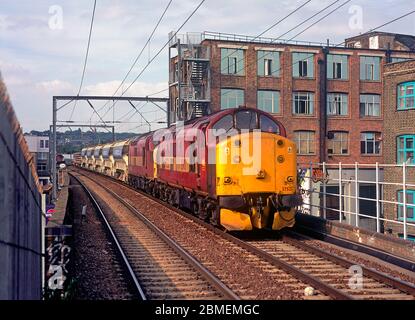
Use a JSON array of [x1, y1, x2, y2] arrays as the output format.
[[91, 108, 286, 150]]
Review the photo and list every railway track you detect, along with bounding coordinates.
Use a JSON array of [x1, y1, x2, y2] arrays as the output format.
[[72, 168, 415, 300], [70, 171, 239, 300], [247, 233, 415, 300]]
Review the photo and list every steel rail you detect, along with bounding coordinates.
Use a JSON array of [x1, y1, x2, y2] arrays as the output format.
[[293, 223, 415, 272], [70, 172, 147, 300], [74, 168, 354, 300], [283, 231, 415, 296], [72, 169, 240, 300]]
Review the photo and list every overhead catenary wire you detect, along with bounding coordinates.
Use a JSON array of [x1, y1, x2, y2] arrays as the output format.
[[107, 0, 206, 114], [126, 116, 168, 133], [288, 0, 352, 42], [228, 0, 351, 78], [69, 0, 98, 122], [268, 7, 415, 75], [147, 87, 170, 97], [94, 0, 174, 117], [269, 0, 342, 46], [220, 0, 313, 73], [95, 0, 206, 130], [224, 10, 415, 104]]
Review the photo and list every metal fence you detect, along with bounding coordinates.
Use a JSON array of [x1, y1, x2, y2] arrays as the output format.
[[298, 162, 415, 241], [169, 31, 339, 48]]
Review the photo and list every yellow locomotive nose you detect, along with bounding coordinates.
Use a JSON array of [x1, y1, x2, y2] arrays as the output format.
[[216, 132, 299, 231]]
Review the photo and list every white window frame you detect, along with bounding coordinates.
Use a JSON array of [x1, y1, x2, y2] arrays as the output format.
[[361, 132, 381, 155], [360, 94, 381, 117], [293, 92, 314, 115], [295, 131, 316, 155], [333, 62, 342, 79], [328, 132, 349, 155], [228, 57, 238, 74], [327, 93, 348, 116], [299, 60, 308, 77], [264, 59, 273, 76], [258, 90, 280, 114]]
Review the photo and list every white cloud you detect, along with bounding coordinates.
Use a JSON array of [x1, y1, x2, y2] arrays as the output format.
[[1, 0, 414, 131], [83, 81, 168, 97], [35, 80, 74, 93]]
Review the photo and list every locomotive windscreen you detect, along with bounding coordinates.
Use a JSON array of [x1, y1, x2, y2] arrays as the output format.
[[259, 114, 280, 134], [212, 110, 280, 135], [235, 110, 257, 130]]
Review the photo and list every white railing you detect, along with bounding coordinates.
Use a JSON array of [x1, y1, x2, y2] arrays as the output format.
[[298, 162, 415, 241], [202, 31, 335, 47]]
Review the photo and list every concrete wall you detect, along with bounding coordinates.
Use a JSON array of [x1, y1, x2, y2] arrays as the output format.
[[0, 76, 42, 300]]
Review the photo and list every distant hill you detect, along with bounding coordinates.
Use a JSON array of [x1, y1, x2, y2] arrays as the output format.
[[27, 129, 138, 154]]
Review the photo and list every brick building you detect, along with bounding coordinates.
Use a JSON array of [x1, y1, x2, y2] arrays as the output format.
[[383, 59, 415, 240], [346, 31, 415, 51], [168, 31, 415, 230], [24, 135, 51, 186]]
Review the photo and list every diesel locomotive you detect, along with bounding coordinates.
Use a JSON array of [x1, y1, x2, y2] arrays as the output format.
[[79, 107, 302, 231]]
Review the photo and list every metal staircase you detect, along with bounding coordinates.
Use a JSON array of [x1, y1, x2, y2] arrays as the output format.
[[169, 32, 211, 123]]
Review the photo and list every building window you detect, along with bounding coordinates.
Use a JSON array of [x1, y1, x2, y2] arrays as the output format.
[[360, 94, 381, 117], [294, 131, 316, 155], [292, 52, 314, 78], [293, 92, 314, 115], [37, 163, 47, 172], [257, 51, 280, 77], [397, 190, 415, 222], [257, 90, 280, 114], [360, 56, 381, 81], [361, 132, 381, 155], [229, 57, 237, 74], [40, 140, 44, 148], [221, 89, 245, 109], [397, 82, 415, 110], [45, 140, 49, 149], [221, 48, 245, 76], [38, 152, 49, 160], [391, 57, 412, 63], [173, 62, 178, 82], [327, 54, 348, 80], [399, 235, 415, 242], [264, 59, 272, 76], [328, 132, 349, 155], [397, 135, 415, 164], [327, 93, 348, 116]]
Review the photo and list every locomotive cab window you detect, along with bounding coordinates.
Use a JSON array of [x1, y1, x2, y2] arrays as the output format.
[[235, 110, 257, 131], [260, 115, 280, 134], [212, 114, 233, 134], [213, 111, 282, 139]]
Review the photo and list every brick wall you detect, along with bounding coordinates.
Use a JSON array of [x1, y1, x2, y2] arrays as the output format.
[[383, 60, 415, 237], [169, 38, 415, 166], [202, 40, 394, 165]]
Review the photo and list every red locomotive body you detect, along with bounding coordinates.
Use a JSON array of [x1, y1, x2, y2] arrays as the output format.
[[99, 107, 300, 231]]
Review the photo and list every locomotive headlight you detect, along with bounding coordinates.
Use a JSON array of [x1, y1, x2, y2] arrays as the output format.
[[224, 177, 233, 185], [277, 155, 285, 163], [277, 139, 284, 147]]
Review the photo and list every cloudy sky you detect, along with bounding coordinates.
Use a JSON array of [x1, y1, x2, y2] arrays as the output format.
[[0, 0, 414, 133]]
